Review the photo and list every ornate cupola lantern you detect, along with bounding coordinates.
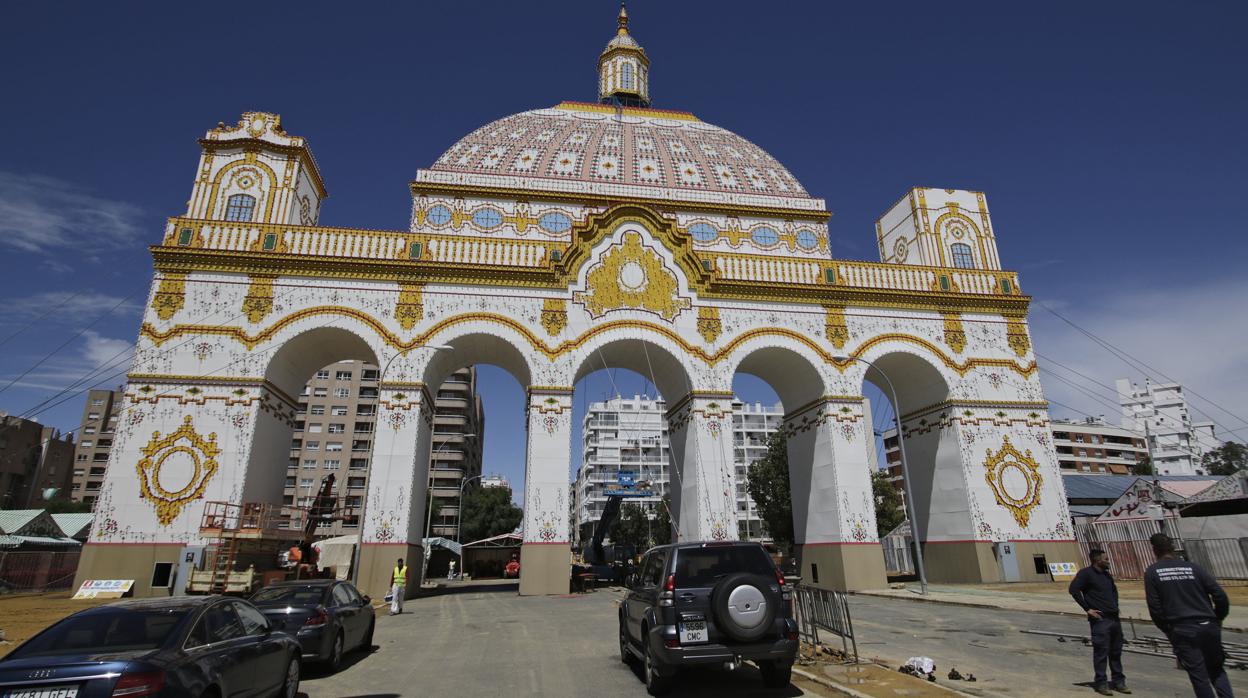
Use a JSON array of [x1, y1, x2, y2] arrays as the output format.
[[598, 4, 650, 107]]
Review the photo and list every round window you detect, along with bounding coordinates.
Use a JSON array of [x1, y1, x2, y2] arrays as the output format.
[[426, 205, 452, 226], [471, 208, 504, 229], [688, 222, 718, 242], [538, 212, 572, 234], [751, 226, 779, 246], [795, 229, 818, 249]]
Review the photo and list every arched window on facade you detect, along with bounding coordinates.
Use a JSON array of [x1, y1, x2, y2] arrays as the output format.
[[224, 194, 257, 222], [950, 242, 975, 269], [621, 62, 634, 90]]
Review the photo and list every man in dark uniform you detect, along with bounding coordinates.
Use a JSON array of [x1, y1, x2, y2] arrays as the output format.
[[1144, 533, 1233, 698], [1070, 549, 1130, 695]]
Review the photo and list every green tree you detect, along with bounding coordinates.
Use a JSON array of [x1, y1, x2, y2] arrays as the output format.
[[746, 433, 793, 553], [43, 498, 93, 514], [610, 502, 652, 551], [653, 495, 672, 545], [1203, 442, 1248, 477], [459, 486, 523, 542], [1131, 455, 1155, 477], [871, 470, 905, 537]]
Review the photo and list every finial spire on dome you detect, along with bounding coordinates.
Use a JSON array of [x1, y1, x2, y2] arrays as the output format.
[[598, 3, 650, 107]]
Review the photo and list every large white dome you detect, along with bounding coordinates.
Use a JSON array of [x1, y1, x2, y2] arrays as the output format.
[[427, 102, 814, 205]]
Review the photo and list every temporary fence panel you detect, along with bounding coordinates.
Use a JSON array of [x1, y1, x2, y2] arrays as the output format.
[[793, 583, 857, 662], [882, 534, 915, 575], [1075, 519, 1248, 581], [1185, 538, 1248, 580], [0, 551, 82, 592]]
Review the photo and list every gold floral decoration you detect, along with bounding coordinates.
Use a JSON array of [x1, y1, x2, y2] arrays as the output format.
[[942, 312, 967, 354], [696, 306, 722, 344], [151, 273, 187, 321], [824, 305, 848, 349], [242, 276, 275, 324], [135, 415, 220, 526], [573, 231, 690, 321], [983, 435, 1043, 527], [1005, 315, 1030, 357], [540, 298, 568, 337], [394, 283, 424, 330]]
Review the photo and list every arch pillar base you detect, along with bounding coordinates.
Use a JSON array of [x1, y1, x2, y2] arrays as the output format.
[[357, 542, 424, 601], [795, 543, 886, 591], [518, 543, 571, 595]]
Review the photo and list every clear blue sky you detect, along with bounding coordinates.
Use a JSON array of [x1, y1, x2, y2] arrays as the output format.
[[2, 2, 1246, 501]]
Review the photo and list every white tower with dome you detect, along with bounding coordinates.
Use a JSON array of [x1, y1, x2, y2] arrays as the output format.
[[76, 7, 1077, 600]]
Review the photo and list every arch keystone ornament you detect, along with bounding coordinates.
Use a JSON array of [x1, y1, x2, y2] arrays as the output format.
[[573, 231, 690, 321], [983, 435, 1043, 527], [135, 416, 220, 526]]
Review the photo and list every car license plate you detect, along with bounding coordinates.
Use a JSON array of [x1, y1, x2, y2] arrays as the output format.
[[679, 620, 707, 644], [4, 688, 79, 698]]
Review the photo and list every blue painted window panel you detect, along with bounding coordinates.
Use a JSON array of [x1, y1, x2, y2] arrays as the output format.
[[795, 229, 818, 249], [538, 212, 572, 233], [471, 208, 503, 229], [951, 243, 975, 269], [751, 227, 779, 246], [688, 222, 718, 242], [426, 205, 452, 226], [225, 194, 256, 222]]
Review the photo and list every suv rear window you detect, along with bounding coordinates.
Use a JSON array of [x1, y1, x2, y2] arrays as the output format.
[[673, 545, 775, 587]]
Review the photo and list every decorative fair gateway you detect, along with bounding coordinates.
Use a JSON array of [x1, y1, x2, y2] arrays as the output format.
[[75, 9, 1076, 599]]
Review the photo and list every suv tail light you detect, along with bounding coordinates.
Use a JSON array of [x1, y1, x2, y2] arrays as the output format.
[[304, 606, 330, 627], [659, 574, 675, 607], [774, 568, 786, 587], [112, 671, 166, 697]]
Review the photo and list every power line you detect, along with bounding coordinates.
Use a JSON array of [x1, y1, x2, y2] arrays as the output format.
[[0, 289, 87, 349], [1037, 301, 1248, 431]]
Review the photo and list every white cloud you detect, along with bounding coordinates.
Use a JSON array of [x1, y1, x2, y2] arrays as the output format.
[[0, 291, 142, 327], [1032, 276, 1248, 442], [81, 330, 135, 370], [0, 171, 143, 254]]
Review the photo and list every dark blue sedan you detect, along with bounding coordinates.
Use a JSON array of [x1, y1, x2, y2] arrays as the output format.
[[0, 596, 301, 698], [249, 579, 375, 672]]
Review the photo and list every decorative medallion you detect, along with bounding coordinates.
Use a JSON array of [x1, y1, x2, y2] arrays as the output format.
[[1005, 315, 1030, 357], [696, 306, 722, 344], [394, 283, 424, 330], [540, 298, 568, 336], [983, 435, 1043, 527], [824, 305, 849, 349], [942, 312, 967, 354], [241, 275, 275, 324], [573, 231, 690, 321], [135, 416, 220, 526], [151, 273, 187, 321], [893, 238, 909, 262]]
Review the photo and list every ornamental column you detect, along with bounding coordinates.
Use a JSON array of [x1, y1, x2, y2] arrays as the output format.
[[665, 393, 738, 542], [519, 387, 574, 595], [784, 396, 886, 590], [357, 383, 434, 600]]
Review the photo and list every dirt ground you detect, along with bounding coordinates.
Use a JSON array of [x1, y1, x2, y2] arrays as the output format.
[[966, 580, 1248, 604], [0, 592, 110, 656], [814, 661, 965, 697]]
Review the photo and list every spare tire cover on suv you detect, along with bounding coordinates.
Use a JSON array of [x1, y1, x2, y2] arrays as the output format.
[[711, 572, 779, 642]]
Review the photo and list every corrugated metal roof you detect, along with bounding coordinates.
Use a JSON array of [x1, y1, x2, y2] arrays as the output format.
[[1070, 504, 1108, 517], [51, 513, 94, 538], [1061, 474, 1220, 502], [0, 510, 44, 535]]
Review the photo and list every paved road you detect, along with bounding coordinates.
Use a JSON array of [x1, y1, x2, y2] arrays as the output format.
[[298, 582, 826, 698], [848, 594, 1246, 697]]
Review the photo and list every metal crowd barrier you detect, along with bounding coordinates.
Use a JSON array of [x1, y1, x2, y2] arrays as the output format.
[[792, 581, 857, 662]]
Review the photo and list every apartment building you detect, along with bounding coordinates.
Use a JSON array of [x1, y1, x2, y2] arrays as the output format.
[[481, 474, 510, 490], [69, 388, 124, 505], [1117, 378, 1219, 475], [285, 362, 484, 538], [0, 414, 74, 508], [573, 396, 780, 546]]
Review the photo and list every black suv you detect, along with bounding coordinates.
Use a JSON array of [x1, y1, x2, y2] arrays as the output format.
[[618, 541, 798, 695]]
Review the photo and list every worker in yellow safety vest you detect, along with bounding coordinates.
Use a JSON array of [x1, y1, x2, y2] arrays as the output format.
[[389, 558, 407, 615]]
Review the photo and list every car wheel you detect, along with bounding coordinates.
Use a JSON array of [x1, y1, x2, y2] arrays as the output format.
[[362, 618, 375, 650], [711, 573, 779, 643], [642, 634, 672, 696], [759, 659, 793, 689], [326, 632, 344, 672], [278, 656, 300, 698], [619, 617, 631, 663]]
